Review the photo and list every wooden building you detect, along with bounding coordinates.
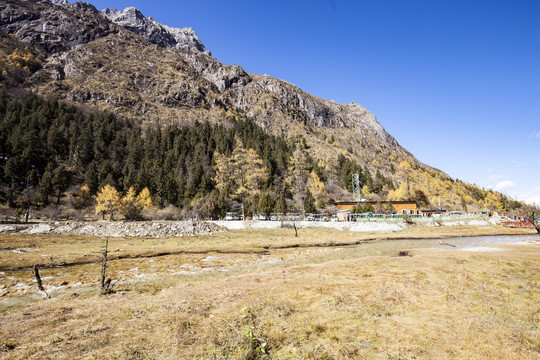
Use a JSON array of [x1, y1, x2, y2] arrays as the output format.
[[336, 210, 351, 222], [335, 201, 418, 215]]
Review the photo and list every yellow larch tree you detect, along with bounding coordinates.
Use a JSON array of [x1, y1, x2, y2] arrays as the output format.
[[483, 191, 504, 212], [308, 171, 326, 201], [212, 152, 234, 192], [137, 187, 153, 209], [212, 140, 267, 219], [121, 187, 153, 220], [232, 146, 267, 219], [286, 147, 310, 215], [71, 184, 94, 210], [95, 184, 121, 220], [388, 183, 409, 201], [120, 187, 139, 220], [397, 160, 413, 200]]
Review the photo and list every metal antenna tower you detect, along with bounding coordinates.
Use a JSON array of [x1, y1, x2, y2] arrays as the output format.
[[352, 173, 361, 202]]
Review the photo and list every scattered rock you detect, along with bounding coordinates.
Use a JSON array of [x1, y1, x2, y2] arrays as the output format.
[[22, 224, 52, 235], [0, 221, 224, 238]]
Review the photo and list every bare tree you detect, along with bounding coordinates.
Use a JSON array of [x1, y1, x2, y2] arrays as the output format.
[[528, 212, 540, 235], [281, 214, 302, 237], [100, 237, 115, 294]]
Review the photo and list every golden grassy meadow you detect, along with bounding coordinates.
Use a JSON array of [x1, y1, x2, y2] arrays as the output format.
[[0, 224, 539, 359]]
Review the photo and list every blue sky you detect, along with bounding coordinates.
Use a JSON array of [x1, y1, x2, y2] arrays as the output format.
[[89, 0, 540, 205]]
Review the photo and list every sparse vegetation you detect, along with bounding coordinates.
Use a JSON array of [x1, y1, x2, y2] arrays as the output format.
[[0, 227, 538, 359], [0, 3, 537, 358]]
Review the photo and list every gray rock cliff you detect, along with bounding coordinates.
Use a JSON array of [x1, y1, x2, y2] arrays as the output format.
[[0, 0, 117, 53], [101, 6, 209, 54]]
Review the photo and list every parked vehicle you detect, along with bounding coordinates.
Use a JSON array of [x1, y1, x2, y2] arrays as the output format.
[[225, 212, 242, 221]]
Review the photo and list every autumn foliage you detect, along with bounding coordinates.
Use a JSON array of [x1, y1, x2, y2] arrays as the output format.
[[213, 140, 267, 218], [120, 187, 153, 220], [94, 185, 153, 221], [94, 184, 121, 220], [0, 92, 532, 219]]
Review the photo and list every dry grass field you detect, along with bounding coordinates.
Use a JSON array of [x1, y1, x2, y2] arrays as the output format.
[[0, 225, 538, 359]]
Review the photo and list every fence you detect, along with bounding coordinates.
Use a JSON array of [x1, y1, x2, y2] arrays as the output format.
[[350, 214, 488, 223]]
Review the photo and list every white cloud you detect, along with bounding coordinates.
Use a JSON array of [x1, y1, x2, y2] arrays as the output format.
[[529, 131, 540, 139], [513, 160, 523, 168], [494, 180, 516, 192], [519, 186, 540, 206]]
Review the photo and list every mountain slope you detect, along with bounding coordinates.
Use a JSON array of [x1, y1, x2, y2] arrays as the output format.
[[1, 0, 413, 168], [0, 0, 524, 214]]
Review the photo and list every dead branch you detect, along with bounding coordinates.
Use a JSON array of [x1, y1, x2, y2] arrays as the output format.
[[33, 265, 49, 299]]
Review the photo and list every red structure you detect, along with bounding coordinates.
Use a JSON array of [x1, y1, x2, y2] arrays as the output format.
[[502, 220, 535, 228]]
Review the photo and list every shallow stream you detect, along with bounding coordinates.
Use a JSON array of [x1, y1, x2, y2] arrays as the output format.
[[1, 234, 537, 306]]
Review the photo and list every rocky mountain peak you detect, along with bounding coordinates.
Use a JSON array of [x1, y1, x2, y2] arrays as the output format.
[[52, 1, 98, 13], [101, 6, 209, 54], [102, 7, 145, 25], [1, 0, 118, 54]]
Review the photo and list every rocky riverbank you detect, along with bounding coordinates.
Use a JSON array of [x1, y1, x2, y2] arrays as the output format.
[[0, 220, 224, 238], [0, 217, 508, 238]]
